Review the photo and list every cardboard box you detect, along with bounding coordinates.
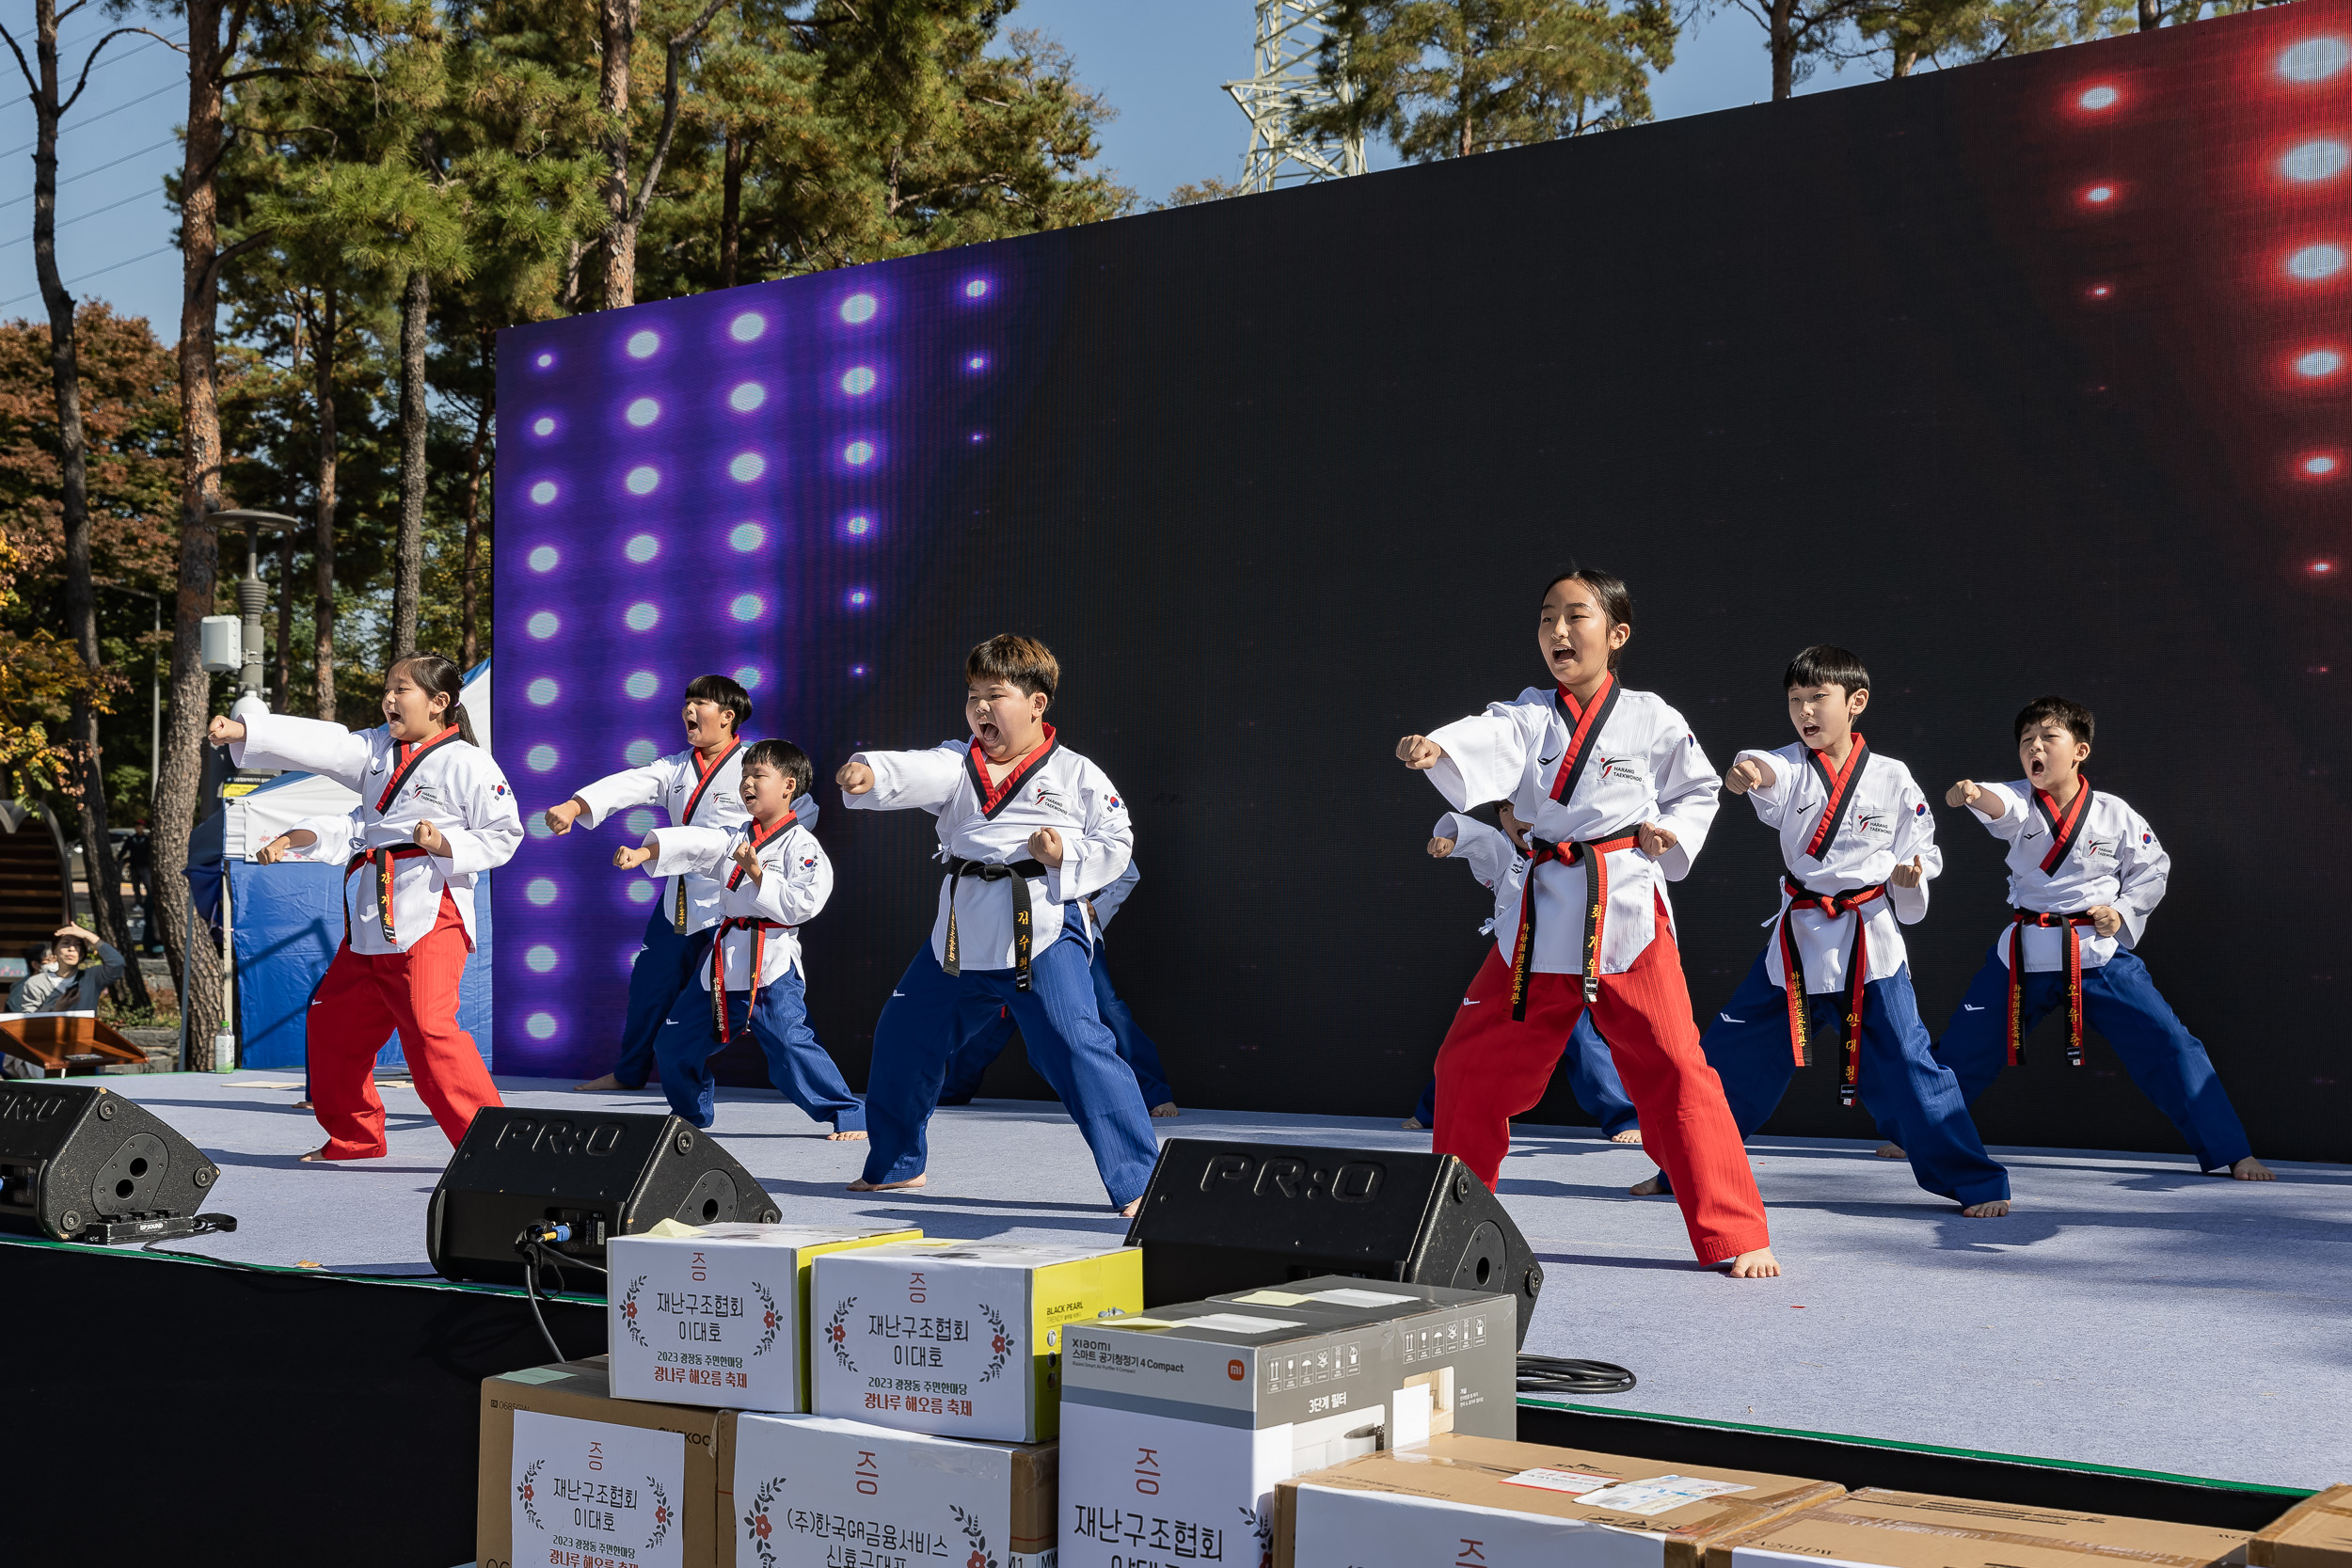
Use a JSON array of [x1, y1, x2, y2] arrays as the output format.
[[478, 1359, 733, 1568], [610, 1222, 923, 1412], [1273, 1433, 1840, 1568], [812, 1237, 1142, 1442], [1710, 1488, 2253, 1568], [721, 1413, 1057, 1568], [2254, 1487, 2352, 1568], [1058, 1281, 1518, 1568]]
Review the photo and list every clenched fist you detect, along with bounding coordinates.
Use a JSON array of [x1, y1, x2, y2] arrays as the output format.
[[1427, 836, 1456, 858], [1636, 821, 1678, 859], [208, 715, 246, 746], [1028, 827, 1065, 868], [1725, 757, 1776, 796], [545, 799, 587, 835], [413, 819, 450, 857], [613, 844, 655, 871], [1947, 779, 1984, 810], [732, 841, 765, 884], [2088, 904, 2123, 938], [837, 760, 876, 795], [1395, 736, 1444, 770]]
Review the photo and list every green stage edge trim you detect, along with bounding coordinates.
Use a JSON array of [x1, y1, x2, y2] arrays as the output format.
[[1517, 1393, 2312, 1497]]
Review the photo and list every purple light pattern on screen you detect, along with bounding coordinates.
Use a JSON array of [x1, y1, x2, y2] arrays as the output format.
[[491, 254, 1027, 1073]]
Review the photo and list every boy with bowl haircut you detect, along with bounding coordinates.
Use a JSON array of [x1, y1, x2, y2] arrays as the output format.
[[614, 737, 865, 1137], [1936, 695, 2270, 1180], [1630, 646, 2010, 1215], [546, 674, 771, 1094], [836, 634, 1157, 1213]]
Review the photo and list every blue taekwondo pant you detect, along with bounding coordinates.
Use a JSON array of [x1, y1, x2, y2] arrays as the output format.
[[864, 911, 1160, 1207], [610, 905, 716, 1088], [936, 943, 1176, 1109], [1929, 947, 2251, 1173], [1656, 949, 2009, 1207], [650, 965, 866, 1133], [1410, 1010, 1637, 1136]]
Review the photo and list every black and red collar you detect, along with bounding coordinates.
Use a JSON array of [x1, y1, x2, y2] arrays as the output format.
[[727, 809, 799, 889], [966, 724, 1058, 819], [374, 724, 462, 812], [1801, 735, 1870, 861], [2030, 777, 2093, 875], [682, 736, 742, 824], [1547, 673, 1620, 804]]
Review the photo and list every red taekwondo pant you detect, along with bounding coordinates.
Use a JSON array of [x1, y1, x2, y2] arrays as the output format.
[[1433, 901, 1771, 1267], [306, 892, 503, 1158]]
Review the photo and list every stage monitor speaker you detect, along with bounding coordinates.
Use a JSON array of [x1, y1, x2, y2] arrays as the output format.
[[1124, 1138, 1543, 1347], [0, 1083, 221, 1243], [427, 1108, 779, 1286]]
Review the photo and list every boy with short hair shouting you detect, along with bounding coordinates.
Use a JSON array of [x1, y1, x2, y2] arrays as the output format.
[[1630, 646, 2010, 1215], [1935, 695, 2269, 1181], [837, 634, 1157, 1213], [614, 737, 864, 1137], [547, 673, 763, 1094]]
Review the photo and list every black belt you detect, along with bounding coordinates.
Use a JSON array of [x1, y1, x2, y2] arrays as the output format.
[[344, 844, 428, 944], [1778, 876, 1888, 1107], [1509, 826, 1645, 1019], [943, 857, 1049, 991]]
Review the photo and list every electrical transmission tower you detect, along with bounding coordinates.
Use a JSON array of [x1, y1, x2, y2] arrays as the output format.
[[1224, 1, 1365, 192]]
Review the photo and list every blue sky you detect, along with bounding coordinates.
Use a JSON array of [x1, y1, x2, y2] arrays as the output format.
[[0, 4, 1878, 339]]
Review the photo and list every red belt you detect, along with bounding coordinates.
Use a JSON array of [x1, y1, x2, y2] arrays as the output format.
[[1509, 829, 1644, 1019], [2009, 911, 2099, 1069], [344, 845, 429, 944], [1777, 876, 1887, 1108], [710, 916, 792, 1043]]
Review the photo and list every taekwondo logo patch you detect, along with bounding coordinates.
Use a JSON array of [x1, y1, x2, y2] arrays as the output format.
[[1597, 755, 1636, 781], [1033, 786, 1064, 812], [1854, 812, 1888, 836], [410, 785, 438, 805]]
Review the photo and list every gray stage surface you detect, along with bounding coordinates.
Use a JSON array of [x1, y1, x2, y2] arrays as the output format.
[[96, 1070, 2351, 1493]]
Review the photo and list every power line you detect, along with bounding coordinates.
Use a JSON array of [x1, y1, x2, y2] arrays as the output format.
[[0, 135, 178, 211], [0, 186, 159, 250], [2, 79, 181, 162], [0, 243, 177, 310]]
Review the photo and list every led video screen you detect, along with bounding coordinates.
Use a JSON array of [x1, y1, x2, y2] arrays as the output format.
[[498, 1, 2352, 1160]]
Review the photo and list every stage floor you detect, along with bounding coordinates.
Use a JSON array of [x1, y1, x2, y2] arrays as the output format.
[[98, 1071, 2351, 1493]]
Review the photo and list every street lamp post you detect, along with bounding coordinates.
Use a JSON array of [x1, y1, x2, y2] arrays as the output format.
[[210, 510, 302, 704]]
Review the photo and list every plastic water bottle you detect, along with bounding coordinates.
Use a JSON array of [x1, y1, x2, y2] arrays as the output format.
[[213, 1023, 236, 1073]]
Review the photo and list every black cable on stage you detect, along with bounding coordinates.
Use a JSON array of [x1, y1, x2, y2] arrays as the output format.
[[515, 1224, 606, 1367], [1516, 1353, 1637, 1396]]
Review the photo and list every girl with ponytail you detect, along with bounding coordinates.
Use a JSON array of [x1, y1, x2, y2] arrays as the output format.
[[207, 654, 521, 1160]]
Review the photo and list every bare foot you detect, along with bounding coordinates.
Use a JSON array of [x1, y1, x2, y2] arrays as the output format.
[[573, 1073, 629, 1092], [298, 1144, 381, 1163], [1151, 1101, 1181, 1118], [293, 1099, 313, 1111], [1961, 1199, 2011, 1217], [827, 1130, 869, 1141], [1875, 1142, 1906, 1159], [1611, 1129, 1643, 1144], [1627, 1174, 1668, 1196], [1120, 1198, 1141, 1217], [1727, 1246, 1782, 1278], [1401, 1117, 1427, 1131], [848, 1174, 928, 1193], [2230, 1156, 2276, 1181]]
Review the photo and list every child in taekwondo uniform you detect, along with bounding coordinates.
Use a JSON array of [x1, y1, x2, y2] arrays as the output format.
[[542, 674, 769, 1094], [935, 859, 1180, 1116], [212, 654, 521, 1160], [1629, 646, 2010, 1215], [613, 738, 865, 1135], [1411, 811, 1640, 1140], [1932, 695, 2271, 1180], [837, 634, 1158, 1214], [1399, 567, 1778, 1275]]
